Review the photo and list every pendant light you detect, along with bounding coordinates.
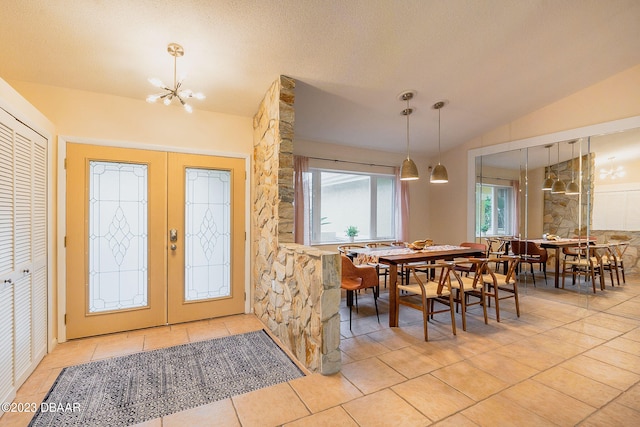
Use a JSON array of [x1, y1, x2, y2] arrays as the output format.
[[565, 140, 580, 195], [542, 144, 555, 191], [551, 142, 566, 194], [430, 101, 448, 183], [399, 91, 419, 181]]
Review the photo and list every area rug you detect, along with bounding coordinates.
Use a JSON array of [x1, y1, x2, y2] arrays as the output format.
[[29, 329, 304, 427]]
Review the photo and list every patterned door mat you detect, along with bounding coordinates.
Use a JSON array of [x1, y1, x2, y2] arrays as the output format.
[[29, 330, 304, 426]]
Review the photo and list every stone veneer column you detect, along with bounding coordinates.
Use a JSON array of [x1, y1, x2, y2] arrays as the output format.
[[252, 76, 341, 374]]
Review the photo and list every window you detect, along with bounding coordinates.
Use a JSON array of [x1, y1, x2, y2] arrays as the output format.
[[476, 183, 514, 236], [308, 169, 396, 244]]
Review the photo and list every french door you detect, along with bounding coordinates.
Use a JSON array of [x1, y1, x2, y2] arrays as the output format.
[[66, 144, 245, 339]]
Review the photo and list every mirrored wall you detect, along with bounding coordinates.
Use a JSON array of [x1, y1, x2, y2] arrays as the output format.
[[470, 118, 640, 303]]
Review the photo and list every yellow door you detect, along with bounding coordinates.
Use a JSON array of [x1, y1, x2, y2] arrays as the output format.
[[66, 144, 245, 338], [167, 153, 245, 324]]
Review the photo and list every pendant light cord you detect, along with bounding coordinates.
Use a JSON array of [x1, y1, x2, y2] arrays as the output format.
[[437, 107, 442, 165], [405, 99, 411, 159]]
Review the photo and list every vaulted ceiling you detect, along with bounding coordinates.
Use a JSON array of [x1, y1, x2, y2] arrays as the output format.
[[1, 0, 639, 156]]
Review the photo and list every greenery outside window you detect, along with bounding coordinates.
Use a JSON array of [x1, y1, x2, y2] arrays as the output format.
[[476, 183, 514, 237]]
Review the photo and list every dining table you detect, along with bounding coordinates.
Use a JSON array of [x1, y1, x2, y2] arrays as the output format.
[[531, 238, 596, 288], [350, 245, 485, 327]]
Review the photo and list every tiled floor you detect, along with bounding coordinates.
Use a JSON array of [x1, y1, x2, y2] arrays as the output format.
[[3, 273, 640, 426]]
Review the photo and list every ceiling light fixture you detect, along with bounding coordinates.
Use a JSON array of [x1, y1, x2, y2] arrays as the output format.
[[399, 91, 419, 181], [599, 156, 625, 180], [565, 140, 580, 195], [430, 101, 448, 183], [542, 144, 555, 191], [551, 142, 566, 194], [146, 43, 205, 113]]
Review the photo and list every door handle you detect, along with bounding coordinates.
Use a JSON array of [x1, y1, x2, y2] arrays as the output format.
[[170, 229, 178, 251]]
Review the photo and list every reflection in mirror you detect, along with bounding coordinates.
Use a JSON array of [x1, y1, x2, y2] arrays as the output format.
[[473, 124, 640, 299]]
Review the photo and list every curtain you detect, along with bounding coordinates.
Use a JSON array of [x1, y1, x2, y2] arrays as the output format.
[[395, 167, 410, 242], [294, 155, 310, 245]]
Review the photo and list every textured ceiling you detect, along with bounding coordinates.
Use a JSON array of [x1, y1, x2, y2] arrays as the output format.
[[1, 0, 639, 156]]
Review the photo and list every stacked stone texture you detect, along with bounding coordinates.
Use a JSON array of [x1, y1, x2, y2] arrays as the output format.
[[252, 76, 341, 374]]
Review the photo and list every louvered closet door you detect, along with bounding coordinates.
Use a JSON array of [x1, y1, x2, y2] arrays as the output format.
[[0, 108, 48, 405]]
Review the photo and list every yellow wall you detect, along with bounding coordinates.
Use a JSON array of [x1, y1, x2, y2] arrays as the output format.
[[431, 64, 640, 245]]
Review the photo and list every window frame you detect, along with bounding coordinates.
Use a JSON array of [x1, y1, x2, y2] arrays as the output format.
[[308, 167, 396, 244], [476, 183, 515, 237]]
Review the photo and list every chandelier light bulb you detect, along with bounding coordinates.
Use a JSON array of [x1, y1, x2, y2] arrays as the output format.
[[146, 43, 204, 113]]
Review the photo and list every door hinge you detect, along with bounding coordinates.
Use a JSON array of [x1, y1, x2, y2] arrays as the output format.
[[244, 292, 246, 301], [64, 314, 67, 325], [245, 232, 247, 241], [64, 236, 67, 247], [64, 158, 67, 169]]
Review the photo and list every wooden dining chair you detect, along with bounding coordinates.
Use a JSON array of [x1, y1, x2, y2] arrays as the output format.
[[454, 242, 488, 276], [610, 242, 629, 284], [397, 263, 456, 341], [560, 245, 604, 293], [481, 256, 520, 322], [340, 255, 379, 329], [511, 240, 547, 286], [447, 259, 489, 331]]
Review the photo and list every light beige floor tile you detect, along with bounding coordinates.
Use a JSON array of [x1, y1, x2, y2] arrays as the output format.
[[607, 300, 640, 321], [493, 341, 566, 371], [35, 342, 96, 370], [232, 383, 309, 427], [561, 354, 640, 391], [541, 327, 606, 349], [223, 315, 264, 334], [186, 322, 230, 343], [431, 361, 509, 401], [605, 336, 640, 355], [583, 344, 640, 374], [342, 389, 429, 427], [162, 399, 240, 427], [579, 402, 640, 427], [466, 351, 538, 385], [581, 312, 640, 332], [289, 373, 362, 413], [615, 382, 640, 411], [563, 319, 624, 340], [366, 327, 423, 350], [91, 335, 145, 360], [533, 366, 621, 408], [0, 410, 37, 427], [410, 339, 476, 365], [284, 406, 359, 427], [340, 358, 407, 395], [340, 335, 390, 361], [143, 328, 189, 351], [392, 374, 474, 422], [462, 394, 556, 427], [431, 412, 479, 427], [377, 346, 443, 379], [622, 327, 640, 342], [499, 379, 596, 426], [522, 334, 587, 359], [127, 325, 171, 337]]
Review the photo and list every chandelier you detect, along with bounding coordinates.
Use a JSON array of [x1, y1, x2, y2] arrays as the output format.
[[146, 43, 205, 113], [599, 157, 625, 180]]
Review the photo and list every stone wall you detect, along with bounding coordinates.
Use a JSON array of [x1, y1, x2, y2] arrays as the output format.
[[542, 153, 638, 274], [543, 153, 594, 237], [252, 76, 341, 374]]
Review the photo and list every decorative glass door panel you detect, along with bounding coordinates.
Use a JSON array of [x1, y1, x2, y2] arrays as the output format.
[[66, 144, 167, 339], [167, 153, 245, 324], [88, 161, 149, 313], [184, 168, 231, 302]]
